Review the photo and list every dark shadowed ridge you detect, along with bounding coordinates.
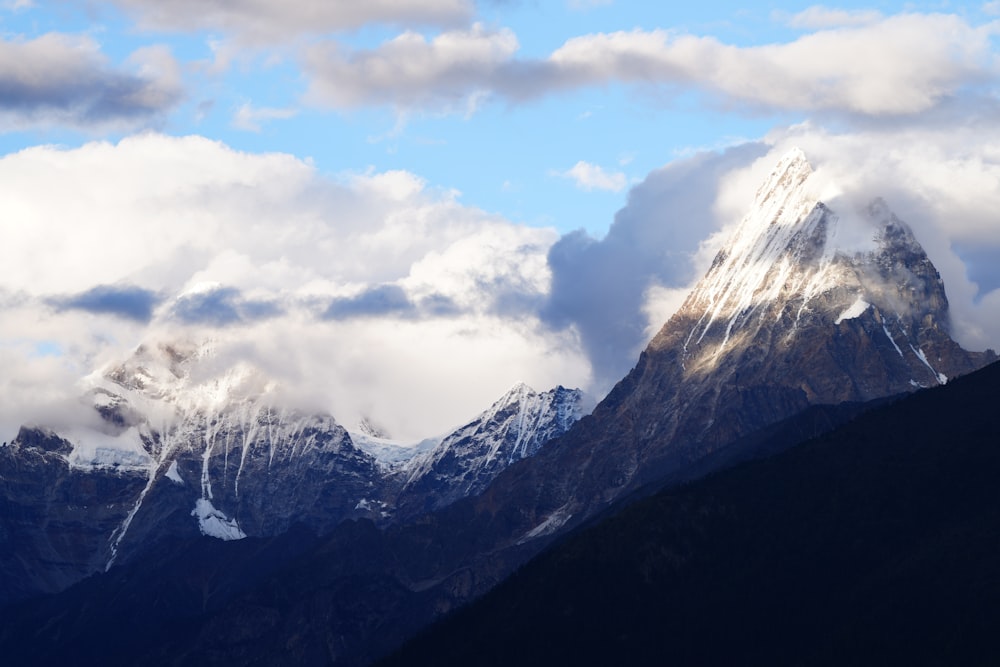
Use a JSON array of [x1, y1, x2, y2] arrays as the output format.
[[0, 387, 896, 667], [381, 359, 1000, 667]]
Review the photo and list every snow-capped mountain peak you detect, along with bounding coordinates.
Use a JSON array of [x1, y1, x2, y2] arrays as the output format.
[[655, 148, 974, 396], [391, 382, 587, 516]]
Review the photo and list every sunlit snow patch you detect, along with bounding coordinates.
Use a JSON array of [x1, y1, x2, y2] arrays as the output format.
[[519, 504, 573, 544], [192, 498, 246, 540], [165, 460, 184, 484], [910, 345, 948, 385], [64, 426, 152, 471], [835, 297, 870, 325], [349, 431, 440, 469]]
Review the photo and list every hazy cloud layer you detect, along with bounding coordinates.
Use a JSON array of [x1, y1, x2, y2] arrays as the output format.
[[51, 284, 162, 322], [778, 6, 882, 29], [0, 134, 588, 440], [559, 161, 628, 192], [101, 0, 472, 42], [304, 13, 996, 117], [232, 103, 297, 132], [171, 286, 284, 326], [324, 284, 416, 320], [5, 129, 1000, 439], [304, 24, 518, 111], [0, 35, 182, 129]]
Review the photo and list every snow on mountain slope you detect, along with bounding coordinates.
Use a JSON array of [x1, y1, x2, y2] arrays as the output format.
[[70, 341, 381, 567], [392, 383, 587, 517], [5, 335, 586, 581]]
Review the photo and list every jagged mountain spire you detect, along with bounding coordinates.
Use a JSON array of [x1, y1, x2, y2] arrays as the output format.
[[518, 148, 996, 525], [648, 149, 974, 399]]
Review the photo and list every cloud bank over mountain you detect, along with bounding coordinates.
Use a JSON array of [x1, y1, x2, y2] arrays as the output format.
[[0, 134, 586, 440], [3, 3, 1000, 442]]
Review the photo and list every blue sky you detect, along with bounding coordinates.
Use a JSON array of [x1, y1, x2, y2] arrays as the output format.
[[5, 1, 993, 234], [3, 1, 1000, 439]]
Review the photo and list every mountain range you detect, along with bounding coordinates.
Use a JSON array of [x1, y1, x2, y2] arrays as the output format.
[[380, 356, 1000, 667], [0, 347, 585, 606], [0, 148, 995, 665]]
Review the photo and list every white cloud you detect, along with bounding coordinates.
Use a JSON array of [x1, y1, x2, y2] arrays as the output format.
[[99, 0, 472, 43], [983, 2, 1000, 17], [303, 13, 997, 117], [779, 6, 883, 29], [0, 34, 182, 130], [559, 161, 627, 192], [232, 102, 298, 132], [0, 134, 591, 440], [305, 23, 518, 112], [547, 15, 996, 115]]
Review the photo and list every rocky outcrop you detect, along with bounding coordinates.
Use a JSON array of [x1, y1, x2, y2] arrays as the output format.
[[0, 428, 145, 603]]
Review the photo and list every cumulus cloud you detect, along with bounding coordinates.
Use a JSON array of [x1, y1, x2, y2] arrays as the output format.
[[304, 23, 519, 112], [541, 143, 768, 391], [304, 13, 997, 117], [559, 161, 627, 192], [0, 134, 589, 439], [101, 0, 472, 42], [0, 34, 182, 130]]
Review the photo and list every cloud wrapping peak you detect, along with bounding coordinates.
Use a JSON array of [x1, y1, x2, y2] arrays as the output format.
[[542, 143, 769, 391], [0, 134, 588, 440], [5, 128, 1000, 439]]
